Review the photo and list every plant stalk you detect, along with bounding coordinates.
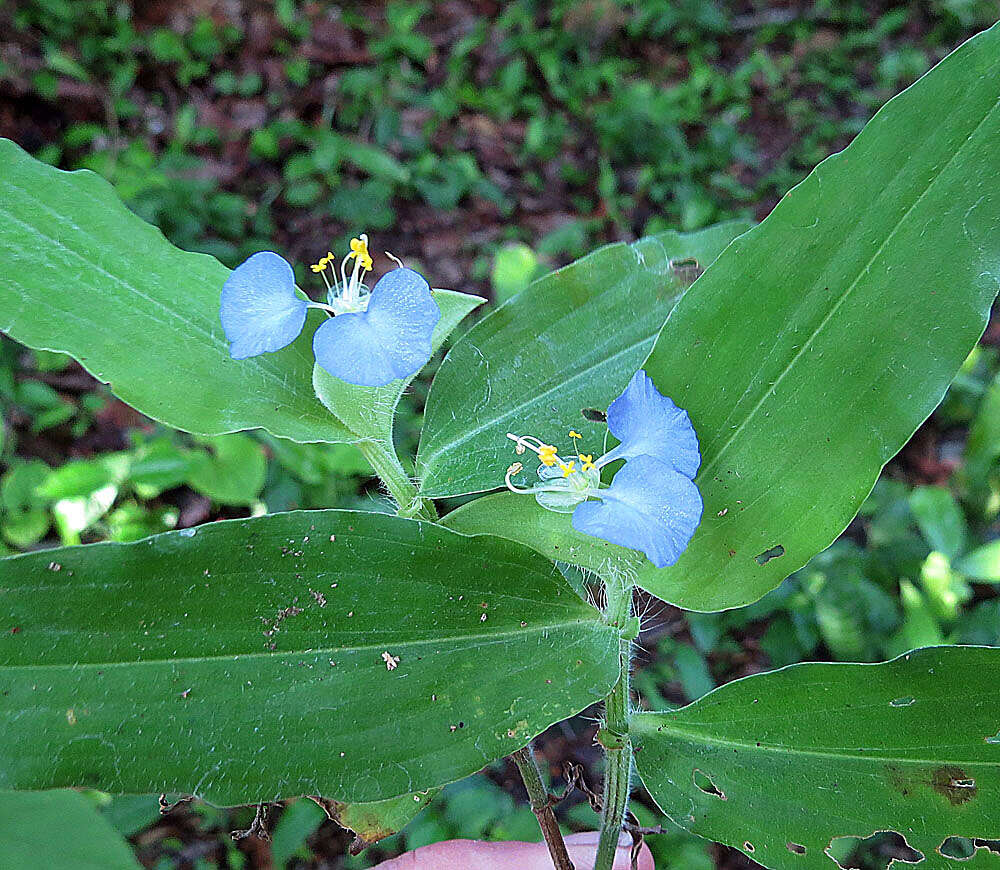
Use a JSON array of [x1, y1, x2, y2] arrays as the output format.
[[594, 574, 634, 870], [512, 745, 575, 870], [357, 439, 436, 521]]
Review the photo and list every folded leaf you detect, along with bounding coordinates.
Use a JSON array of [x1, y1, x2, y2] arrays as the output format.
[[313, 288, 483, 442]]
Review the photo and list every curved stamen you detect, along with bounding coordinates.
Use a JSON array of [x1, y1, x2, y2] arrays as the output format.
[[504, 462, 533, 494], [506, 432, 544, 453], [506, 432, 564, 467]]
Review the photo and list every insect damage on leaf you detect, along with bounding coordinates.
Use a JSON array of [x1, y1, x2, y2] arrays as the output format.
[[754, 544, 785, 565]]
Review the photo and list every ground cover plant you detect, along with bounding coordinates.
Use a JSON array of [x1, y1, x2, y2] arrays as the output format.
[[2, 4, 1000, 870]]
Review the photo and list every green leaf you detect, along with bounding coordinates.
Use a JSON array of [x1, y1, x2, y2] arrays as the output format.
[[0, 138, 339, 444], [128, 436, 193, 497], [312, 288, 484, 444], [0, 510, 617, 804], [51, 483, 118, 545], [441, 492, 645, 579], [270, 797, 328, 864], [956, 539, 1000, 583], [416, 221, 753, 497], [38, 453, 132, 500], [310, 788, 439, 853], [100, 794, 162, 837], [186, 433, 266, 505], [639, 26, 1000, 610], [0, 790, 141, 869], [886, 580, 945, 659], [909, 486, 968, 559], [1, 460, 51, 547], [918, 551, 972, 624], [491, 243, 541, 305], [632, 646, 1000, 870], [963, 371, 1000, 501]]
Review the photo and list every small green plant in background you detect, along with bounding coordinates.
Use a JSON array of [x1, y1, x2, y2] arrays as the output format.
[[7, 0, 997, 280]]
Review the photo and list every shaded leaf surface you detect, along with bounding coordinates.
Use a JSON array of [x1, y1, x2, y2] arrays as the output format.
[[0, 789, 141, 869], [639, 25, 1000, 609], [416, 221, 753, 497], [0, 511, 617, 804], [632, 646, 1000, 870]]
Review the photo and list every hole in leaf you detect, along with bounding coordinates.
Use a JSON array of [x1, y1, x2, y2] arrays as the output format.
[[939, 838, 975, 860], [826, 832, 924, 869], [755, 545, 785, 565], [890, 697, 916, 707], [931, 766, 977, 805], [692, 768, 726, 800], [744, 841, 755, 853], [581, 408, 607, 423], [669, 257, 704, 286], [986, 729, 1000, 744], [787, 842, 807, 855]]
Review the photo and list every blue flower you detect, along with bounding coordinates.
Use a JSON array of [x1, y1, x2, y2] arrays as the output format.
[[219, 252, 308, 359], [599, 369, 700, 477], [313, 267, 439, 388], [571, 455, 702, 568], [504, 369, 702, 567], [219, 235, 439, 388]]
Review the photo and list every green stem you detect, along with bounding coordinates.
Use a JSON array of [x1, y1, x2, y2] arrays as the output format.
[[512, 745, 575, 870], [594, 573, 634, 870], [357, 440, 436, 521]]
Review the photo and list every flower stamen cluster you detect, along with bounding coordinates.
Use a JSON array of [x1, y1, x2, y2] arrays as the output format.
[[308, 234, 374, 315], [501, 370, 704, 568], [219, 233, 439, 388]]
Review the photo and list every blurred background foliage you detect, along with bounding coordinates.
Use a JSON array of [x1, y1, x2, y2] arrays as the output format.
[[2, 1, 999, 867]]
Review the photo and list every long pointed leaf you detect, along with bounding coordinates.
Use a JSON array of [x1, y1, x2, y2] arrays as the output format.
[[639, 25, 1000, 609]]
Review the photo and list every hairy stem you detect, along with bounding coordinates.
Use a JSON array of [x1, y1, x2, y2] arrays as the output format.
[[357, 439, 436, 521], [512, 745, 575, 870], [594, 574, 634, 870]]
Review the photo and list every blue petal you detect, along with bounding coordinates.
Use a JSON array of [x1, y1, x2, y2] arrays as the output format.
[[219, 252, 307, 359], [603, 370, 700, 478], [572, 455, 702, 568], [313, 267, 439, 387]]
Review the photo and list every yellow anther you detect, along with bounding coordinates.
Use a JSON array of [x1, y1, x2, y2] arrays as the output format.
[[538, 445, 558, 467], [311, 261, 326, 273], [579, 454, 595, 471], [350, 236, 373, 271], [508, 462, 523, 476], [569, 430, 582, 440], [559, 460, 576, 477]]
